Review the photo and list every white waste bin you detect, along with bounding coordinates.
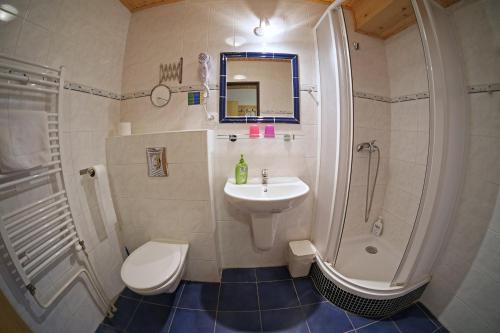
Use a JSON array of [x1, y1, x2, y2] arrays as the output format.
[[288, 240, 316, 278]]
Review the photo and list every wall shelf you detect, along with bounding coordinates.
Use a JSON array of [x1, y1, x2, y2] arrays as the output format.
[[216, 133, 304, 142]]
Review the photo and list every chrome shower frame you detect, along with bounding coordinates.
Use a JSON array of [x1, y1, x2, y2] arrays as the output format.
[[312, 0, 468, 297]]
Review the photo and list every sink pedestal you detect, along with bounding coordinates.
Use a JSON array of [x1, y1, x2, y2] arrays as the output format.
[[250, 213, 280, 250]]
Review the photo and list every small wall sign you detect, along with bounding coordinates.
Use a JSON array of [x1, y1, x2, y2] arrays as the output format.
[[146, 147, 168, 177]]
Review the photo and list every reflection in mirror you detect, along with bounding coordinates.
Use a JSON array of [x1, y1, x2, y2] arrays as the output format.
[[219, 52, 299, 123], [227, 82, 260, 117]]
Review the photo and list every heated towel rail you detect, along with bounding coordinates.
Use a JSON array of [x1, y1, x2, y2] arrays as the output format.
[[0, 54, 115, 317]]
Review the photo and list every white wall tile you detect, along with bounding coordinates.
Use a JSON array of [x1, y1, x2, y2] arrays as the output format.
[[0, 1, 131, 332]]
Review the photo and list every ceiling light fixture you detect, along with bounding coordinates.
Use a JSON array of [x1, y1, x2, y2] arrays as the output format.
[[254, 18, 270, 37], [0, 4, 18, 22]]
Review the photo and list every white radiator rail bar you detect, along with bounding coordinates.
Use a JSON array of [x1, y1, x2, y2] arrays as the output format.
[[0, 54, 115, 318], [9, 205, 70, 238], [2, 190, 66, 220], [0, 72, 59, 88], [16, 219, 73, 256], [0, 64, 60, 80], [0, 82, 59, 94], [20, 226, 75, 264], [6, 197, 68, 230], [0, 168, 61, 191], [24, 232, 77, 272], [27, 239, 78, 278], [13, 214, 72, 249]]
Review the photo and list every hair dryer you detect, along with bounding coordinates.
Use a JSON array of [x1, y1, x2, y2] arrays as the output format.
[[198, 53, 214, 120]]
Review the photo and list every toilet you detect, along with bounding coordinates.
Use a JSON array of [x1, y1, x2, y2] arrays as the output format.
[[120, 240, 189, 295]]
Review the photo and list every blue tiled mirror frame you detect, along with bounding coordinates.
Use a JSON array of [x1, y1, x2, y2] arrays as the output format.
[[219, 52, 300, 124]]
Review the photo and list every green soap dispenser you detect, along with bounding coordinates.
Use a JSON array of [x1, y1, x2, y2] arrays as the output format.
[[235, 154, 248, 184]]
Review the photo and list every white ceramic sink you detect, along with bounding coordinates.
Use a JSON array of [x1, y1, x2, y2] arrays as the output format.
[[224, 177, 309, 213], [224, 177, 310, 250]]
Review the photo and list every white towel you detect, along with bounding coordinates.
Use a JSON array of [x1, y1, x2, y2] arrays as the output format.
[[0, 110, 50, 173], [92, 164, 118, 228]]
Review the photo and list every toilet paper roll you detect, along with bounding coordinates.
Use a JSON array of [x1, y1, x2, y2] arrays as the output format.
[[119, 122, 131, 136]]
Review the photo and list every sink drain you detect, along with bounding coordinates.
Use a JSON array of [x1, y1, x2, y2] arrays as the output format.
[[365, 246, 378, 254]]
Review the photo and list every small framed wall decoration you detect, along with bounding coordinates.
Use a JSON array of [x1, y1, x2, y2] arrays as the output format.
[[146, 147, 168, 177]]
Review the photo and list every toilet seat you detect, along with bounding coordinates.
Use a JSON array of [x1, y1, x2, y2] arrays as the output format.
[[121, 240, 188, 295]]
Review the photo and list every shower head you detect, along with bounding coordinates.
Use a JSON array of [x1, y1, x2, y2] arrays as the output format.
[[356, 140, 379, 152]]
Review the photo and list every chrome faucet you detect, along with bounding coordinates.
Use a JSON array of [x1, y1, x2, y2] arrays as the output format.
[[262, 169, 269, 185]]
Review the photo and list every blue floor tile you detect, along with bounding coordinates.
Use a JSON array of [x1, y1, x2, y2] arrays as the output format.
[[219, 283, 258, 311], [391, 304, 438, 333], [261, 307, 309, 333], [127, 302, 173, 333], [303, 302, 354, 333], [100, 275, 447, 333], [142, 289, 181, 307], [256, 266, 291, 281], [222, 268, 257, 282], [215, 311, 261, 333], [416, 302, 443, 328], [357, 319, 399, 333], [169, 308, 216, 333], [103, 296, 139, 331], [293, 278, 325, 305], [178, 281, 220, 310], [258, 280, 300, 310], [120, 287, 142, 300], [346, 312, 377, 329], [95, 324, 120, 333]]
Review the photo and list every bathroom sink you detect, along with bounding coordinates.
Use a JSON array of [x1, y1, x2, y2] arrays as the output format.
[[224, 177, 310, 214], [224, 177, 309, 250]]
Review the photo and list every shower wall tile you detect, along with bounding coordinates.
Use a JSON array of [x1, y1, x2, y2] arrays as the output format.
[[380, 209, 413, 254], [422, 1, 500, 332], [341, 96, 390, 244], [106, 130, 220, 282], [379, 24, 430, 255], [344, 10, 390, 97], [385, 25, 428, 98]]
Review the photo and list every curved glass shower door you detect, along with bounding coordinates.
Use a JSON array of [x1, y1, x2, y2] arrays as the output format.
[[334, 2, 430, 286]]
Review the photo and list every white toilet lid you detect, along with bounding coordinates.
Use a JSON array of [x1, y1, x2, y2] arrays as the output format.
[[121, 241, 181, 291]]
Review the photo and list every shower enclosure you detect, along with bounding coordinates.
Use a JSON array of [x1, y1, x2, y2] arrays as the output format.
[[311, 0, 468, 316]]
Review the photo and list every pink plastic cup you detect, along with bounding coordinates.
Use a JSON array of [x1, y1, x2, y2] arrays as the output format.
[[249, 124, 260, 138], [264, 125, 275, 138]]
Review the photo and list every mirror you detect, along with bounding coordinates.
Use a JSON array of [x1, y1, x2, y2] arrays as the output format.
[[219, 52, 299, 123], [150, 84, 171, 107]]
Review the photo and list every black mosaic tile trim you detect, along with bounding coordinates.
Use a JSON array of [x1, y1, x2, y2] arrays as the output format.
[[309, 263, 427, 318]]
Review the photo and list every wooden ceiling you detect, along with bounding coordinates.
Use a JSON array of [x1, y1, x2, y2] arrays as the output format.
[[119, 0, 460, 16], [119, 0, 183, 12], [342, 0, 416, 39]]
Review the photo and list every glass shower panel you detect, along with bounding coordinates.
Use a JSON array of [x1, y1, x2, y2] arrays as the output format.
[[334, 2, 430, 285]]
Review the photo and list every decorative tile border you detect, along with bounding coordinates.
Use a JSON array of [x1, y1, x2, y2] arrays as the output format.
[[353, 91, 429, 104], [354, 82, 500, 104], [121, 83, 220, 100], [62, 80, 499, 103], [64, 81, 122, 100], [468, 82, 500, 94], [63, 82, 317, 103], [309, 263, 427, 318]]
